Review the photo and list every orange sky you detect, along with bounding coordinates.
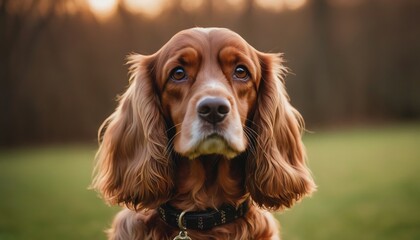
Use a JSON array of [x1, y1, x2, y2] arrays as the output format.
[[5, 0, 309, 20], [87, 0, 307, 20]]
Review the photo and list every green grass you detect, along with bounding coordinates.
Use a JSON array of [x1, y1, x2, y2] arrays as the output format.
[[0, 145, 118, 240], [277, 123, 420, 240], [0, 123, 419, 240]]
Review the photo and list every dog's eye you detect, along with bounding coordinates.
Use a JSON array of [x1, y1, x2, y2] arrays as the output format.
[[233, 65, 249, 81], [170, 67, 187, 82]]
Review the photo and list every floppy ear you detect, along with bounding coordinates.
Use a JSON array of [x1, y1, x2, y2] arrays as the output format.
[[92, 54, 173, 210], [246, 53, 316, 210]]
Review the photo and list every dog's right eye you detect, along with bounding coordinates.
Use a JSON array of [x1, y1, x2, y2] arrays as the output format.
[[233, 65, 250, 81], [170, 67, 187, 82]]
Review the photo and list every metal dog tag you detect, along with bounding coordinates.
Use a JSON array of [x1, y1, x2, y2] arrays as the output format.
[[173, 211, 192, 240], [173, 230, 191, 240]]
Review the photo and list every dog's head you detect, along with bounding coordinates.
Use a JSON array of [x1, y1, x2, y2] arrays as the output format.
[[92, 28, 315, 210]]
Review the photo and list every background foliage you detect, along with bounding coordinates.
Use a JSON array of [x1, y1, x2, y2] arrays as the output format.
[[1, 0, 419, 146], [1, 0, 419, 239]]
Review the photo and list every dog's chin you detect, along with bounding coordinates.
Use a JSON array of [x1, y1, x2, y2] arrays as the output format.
[[185, 134, 241, 160]]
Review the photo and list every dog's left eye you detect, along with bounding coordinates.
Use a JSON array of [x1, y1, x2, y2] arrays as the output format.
[[170, 67, 188, 82], [233, 65, 249, 81]]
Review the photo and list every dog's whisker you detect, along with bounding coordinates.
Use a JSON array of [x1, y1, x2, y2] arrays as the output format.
[[243, 125, 274, 161], [243, 127, 257, 157], [165, 122, 182, 134], [240, 116, 260, 130], [164, 130, 181, 156]]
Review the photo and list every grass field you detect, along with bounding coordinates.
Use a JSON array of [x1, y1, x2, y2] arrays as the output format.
[[1, 123, 419, 240]]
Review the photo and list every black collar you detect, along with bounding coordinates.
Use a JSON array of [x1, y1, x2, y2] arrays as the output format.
[[158, 200, 249, 231]]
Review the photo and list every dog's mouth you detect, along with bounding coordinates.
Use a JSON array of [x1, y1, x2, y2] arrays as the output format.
[[186, 133, 240, 159]]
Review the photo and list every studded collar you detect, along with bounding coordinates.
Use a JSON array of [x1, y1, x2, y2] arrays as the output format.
[[158, 200, 249, 231]]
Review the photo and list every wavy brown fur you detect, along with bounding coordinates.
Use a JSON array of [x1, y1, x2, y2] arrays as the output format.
[[92, 27, 315, 240]]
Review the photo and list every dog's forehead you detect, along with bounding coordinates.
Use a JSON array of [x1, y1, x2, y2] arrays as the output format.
[[191, 27, 240, 39], [163, 28, 250, 55], [193, 27, 215, 34]]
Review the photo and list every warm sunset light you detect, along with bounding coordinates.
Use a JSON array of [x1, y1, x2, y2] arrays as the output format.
[[255, 0, 307, 12], [256, 0, 284, 11], [124, 0, 167, 18], [284, 0, 306, 10], [181, 0, 204, 13], [87, 0, 118, 18], [83, 0, 306, 19], [213, 0, 247, 13]]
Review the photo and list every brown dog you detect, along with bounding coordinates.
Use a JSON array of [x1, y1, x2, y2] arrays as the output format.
[[92, 27, 315, 240]]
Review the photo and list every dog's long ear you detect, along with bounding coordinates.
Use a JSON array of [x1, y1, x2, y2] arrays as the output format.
[[92, 54, 173, 210], [246, 53, 316, 210]]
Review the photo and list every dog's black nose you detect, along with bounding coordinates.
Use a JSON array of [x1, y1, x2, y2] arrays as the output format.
[[197, 97, 230, 124]]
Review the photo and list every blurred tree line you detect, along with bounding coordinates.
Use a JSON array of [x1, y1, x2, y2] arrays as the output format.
[[1, 0, 419, 146]]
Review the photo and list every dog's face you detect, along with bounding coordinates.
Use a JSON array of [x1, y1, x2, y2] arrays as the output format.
[[155, 28, 260, 159], [93, 27, 315, 211]]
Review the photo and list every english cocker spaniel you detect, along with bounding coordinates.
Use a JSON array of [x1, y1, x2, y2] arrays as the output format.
[[92, 27, 315, 240]]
